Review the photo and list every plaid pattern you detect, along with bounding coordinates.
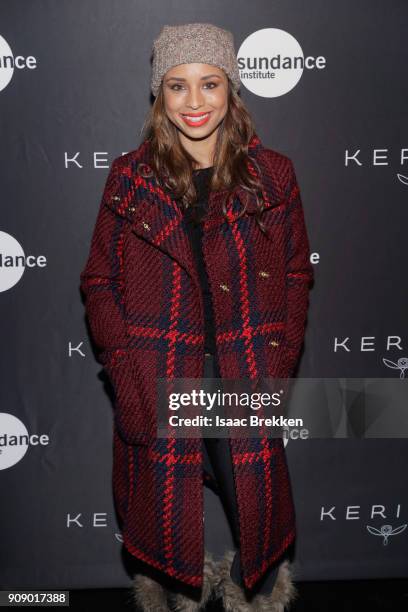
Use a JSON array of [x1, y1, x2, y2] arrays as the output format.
[[80, 133, 313, 590]]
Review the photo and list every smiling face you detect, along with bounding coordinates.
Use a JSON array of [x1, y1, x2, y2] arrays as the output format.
[[162, 63, 229, 141]]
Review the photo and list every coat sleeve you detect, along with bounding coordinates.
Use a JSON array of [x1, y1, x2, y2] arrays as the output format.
[[79, 158, 131, 367], [281, 159, 314, 378], [79, 159, 154, 446]]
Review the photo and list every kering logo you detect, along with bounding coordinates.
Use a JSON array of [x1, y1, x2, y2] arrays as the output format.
[[333, 336, 408, 377], [334, 336, 406, 352], [0, 413, 50, 470], [0, 34, 37, 93], [64, 517, 124, 543], [345, 150, 408, 185], [321, 504, 407, 545], [0, 231, 47, 292], [237, 28, 326, 98]]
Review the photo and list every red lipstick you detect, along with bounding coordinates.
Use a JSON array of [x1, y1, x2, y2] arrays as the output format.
[[180, 111, 212, 127]]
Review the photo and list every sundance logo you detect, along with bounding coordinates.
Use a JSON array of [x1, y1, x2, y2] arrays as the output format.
[[0, 231, 47, 292], [0, 34, 37, 93], [237, 28, 326, 98], [0, 413, 50, 470]]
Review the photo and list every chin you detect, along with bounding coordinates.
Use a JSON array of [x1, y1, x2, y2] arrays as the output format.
[[178, 120, 219, 140]]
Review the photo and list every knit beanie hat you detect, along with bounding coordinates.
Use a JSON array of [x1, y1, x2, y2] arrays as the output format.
[[151, 22, 241, 97]]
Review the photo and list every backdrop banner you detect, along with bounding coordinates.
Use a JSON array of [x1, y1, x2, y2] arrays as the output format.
[[1, 0, 407, 590]]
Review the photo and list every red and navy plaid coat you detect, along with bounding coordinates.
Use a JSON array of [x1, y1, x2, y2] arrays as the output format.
[[79, 133, 313, 591]]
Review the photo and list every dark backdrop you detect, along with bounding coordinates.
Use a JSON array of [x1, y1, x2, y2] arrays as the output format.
[[1, 0, 407, 589]]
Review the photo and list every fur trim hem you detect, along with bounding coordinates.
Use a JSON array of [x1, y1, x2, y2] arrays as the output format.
[[167, 550, 219, 611], [214, 549, 299, 612], [132, 570, 169, 611]]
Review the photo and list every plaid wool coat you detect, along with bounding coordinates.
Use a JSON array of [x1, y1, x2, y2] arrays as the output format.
[[79, 133, 314, 591]]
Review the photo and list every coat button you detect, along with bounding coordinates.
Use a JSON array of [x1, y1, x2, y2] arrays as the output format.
[[219, 283, 230, 292], [111, 195, 120, 201], [259, 270, 270, 278], [142, 221, 151, 231], [269, 340, 280, 347], [129, 206, 136, 212]]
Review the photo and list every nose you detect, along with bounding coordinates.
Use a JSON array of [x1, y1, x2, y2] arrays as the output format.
[[185, 84, 205, 109]]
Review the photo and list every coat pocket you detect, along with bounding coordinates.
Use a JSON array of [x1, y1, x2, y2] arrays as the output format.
[[103, 348, 152, 446]]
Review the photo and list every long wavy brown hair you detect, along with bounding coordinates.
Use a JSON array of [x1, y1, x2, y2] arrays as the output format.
[[138, 78, 269, 234]]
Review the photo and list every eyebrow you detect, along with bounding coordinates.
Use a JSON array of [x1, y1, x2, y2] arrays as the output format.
[[165, 74, 222, 82]]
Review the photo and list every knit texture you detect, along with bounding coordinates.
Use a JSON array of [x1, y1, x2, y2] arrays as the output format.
[[79, 133, 313, 591], [151, 23, 241, 96], [184, 166, 216, 355]]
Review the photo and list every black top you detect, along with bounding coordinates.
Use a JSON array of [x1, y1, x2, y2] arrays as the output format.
[[184, 166, 216, 355]]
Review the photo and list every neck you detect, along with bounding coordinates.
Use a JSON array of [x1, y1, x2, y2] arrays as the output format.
[[178, 126, 219, 169]]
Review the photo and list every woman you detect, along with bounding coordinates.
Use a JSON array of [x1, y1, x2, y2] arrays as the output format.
[[80, 22, 313, 612]]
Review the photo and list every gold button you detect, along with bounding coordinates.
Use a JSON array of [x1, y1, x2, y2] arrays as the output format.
[[219, 283, 230, 292], [269, 340, 279, 347], [142, 221, 151, 231], [259, 270, 270, 278], [111, 195, 120, 201]]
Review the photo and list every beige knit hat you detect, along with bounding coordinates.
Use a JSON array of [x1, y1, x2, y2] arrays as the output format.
[[151, 22, 241, 97]]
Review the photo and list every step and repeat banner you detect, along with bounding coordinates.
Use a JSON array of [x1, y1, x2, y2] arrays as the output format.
[[1, 0, 407, 590]]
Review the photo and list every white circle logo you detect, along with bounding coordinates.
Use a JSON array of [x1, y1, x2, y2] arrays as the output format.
[[0, 34, 14, 92], [0, 231, 48, 292], [0, 34, 37, 93], [238, 28, 325, 98], [0, 413, 29, 470], [0, 231, 26, 292], [0, 413, 50, 470]]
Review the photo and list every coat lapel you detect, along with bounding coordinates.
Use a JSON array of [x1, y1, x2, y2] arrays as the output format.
[[104, 134, 277, 289], [110, 162, 198, 286]]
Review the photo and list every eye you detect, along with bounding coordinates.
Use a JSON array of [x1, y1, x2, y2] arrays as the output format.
[[204, 81, 218, 89], [169, 83, 184, 91]]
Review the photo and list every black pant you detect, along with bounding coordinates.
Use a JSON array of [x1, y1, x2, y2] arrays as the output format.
[[202, 353, 280, 596]]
